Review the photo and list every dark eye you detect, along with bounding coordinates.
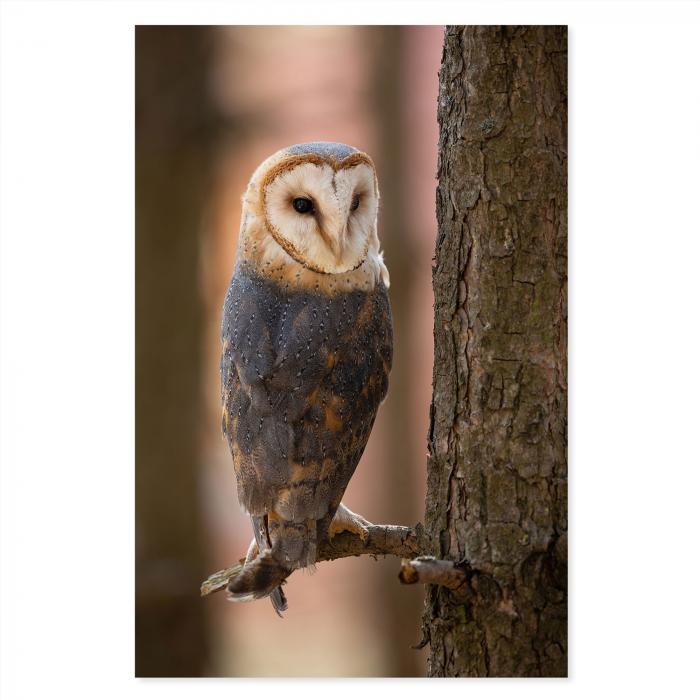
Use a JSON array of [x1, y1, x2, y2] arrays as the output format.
[[292, 197, 314, 214], [350, 195, 360, 211]]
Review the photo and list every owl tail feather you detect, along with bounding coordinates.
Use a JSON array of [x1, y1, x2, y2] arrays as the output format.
[[226, 549, 290, 615]]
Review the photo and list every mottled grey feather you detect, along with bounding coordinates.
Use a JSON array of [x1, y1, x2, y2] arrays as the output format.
[[286, 141, 358, 160]]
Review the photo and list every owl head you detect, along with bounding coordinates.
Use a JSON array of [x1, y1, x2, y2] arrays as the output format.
[[239, 142, 389, 290]]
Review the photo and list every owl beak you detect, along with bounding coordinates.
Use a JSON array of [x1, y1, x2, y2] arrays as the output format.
[[318, 205, 349, 262], [321, 218, 348, 262], [318, 226, 341, 260], [331, 223, 349, 262]]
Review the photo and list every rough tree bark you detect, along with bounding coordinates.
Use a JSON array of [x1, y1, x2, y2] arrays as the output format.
[[422, 26, 567, 677]]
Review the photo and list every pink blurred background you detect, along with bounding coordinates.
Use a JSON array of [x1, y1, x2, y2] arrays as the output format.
[[136, 25, 443, 677]]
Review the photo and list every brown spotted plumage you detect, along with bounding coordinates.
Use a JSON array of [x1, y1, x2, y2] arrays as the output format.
[[221, 142, 392, 613]]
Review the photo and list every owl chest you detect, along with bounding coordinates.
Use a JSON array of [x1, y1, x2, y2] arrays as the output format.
[[223, 268, 390, 426]]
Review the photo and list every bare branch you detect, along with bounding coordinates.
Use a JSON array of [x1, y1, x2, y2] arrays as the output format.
[[201, 523, 422, 597], [398, 556, 468, 591]]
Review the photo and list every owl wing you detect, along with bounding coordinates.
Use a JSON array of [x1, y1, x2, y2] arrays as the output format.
[[221, 267, 392, 524]]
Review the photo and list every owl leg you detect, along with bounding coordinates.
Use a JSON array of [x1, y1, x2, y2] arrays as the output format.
[[329, 502, 373, 543]]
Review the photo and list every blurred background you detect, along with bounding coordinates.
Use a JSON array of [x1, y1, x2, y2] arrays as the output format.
[[136, 25, 442, 677]]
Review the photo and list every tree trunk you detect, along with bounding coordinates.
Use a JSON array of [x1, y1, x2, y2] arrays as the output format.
[[423, 26, 567, 677]]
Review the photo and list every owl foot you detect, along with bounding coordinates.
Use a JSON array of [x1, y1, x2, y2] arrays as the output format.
[[329, 502, 373, 543]]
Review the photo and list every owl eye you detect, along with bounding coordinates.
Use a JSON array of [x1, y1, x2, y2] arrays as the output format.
[[292, 197, 314, 214], [350, 195, 360, 211]]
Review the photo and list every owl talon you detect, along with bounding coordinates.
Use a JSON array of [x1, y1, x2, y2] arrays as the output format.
[[329, 502, 373, 542], [244, 538, 259, 565]]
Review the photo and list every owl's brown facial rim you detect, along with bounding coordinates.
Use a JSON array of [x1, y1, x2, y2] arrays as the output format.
[[261, 152, 379, 276], [259, 151, 377, 193]]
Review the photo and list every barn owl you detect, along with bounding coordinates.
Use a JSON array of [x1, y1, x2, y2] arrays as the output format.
[[220, 142, 392, 614]]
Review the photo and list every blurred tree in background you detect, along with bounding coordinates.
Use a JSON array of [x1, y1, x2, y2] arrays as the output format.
[[135, 26, 218, 677]]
